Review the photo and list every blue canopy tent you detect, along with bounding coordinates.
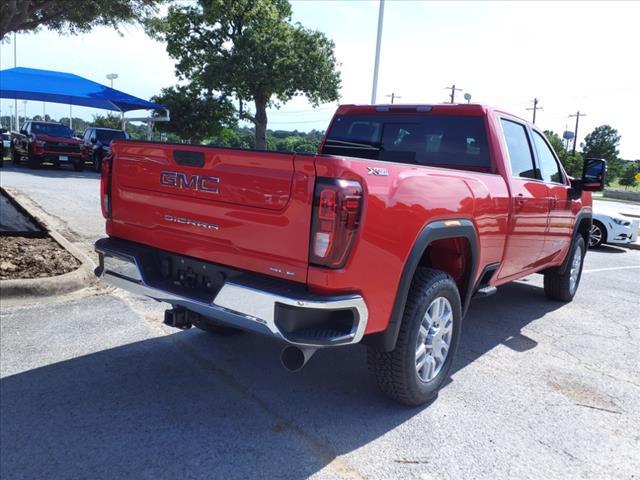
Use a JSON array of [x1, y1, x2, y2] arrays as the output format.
[[0, 67, 168, 134]]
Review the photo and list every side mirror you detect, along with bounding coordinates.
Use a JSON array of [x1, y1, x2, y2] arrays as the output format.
[[20, 129, 27, 135], [90, 137, 97, 144], [580, 158, 606, 191]]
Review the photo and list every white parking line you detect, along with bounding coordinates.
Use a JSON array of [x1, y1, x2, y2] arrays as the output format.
[[583, 266, 640, 274]]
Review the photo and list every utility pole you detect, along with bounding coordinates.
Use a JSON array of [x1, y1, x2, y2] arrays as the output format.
[[526, 97, 543, 124], [370, 0, 385, 104], [14, 32, 18, 131], [386, 92, 401, 104], [568, 111, 586, 155], [445, 84, 463, 104]]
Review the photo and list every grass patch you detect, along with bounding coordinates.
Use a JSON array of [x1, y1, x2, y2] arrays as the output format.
[[606, 179, 640, 192]]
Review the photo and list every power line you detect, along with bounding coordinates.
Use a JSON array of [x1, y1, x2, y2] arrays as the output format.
[[568, 111, 586, 155], [444, 84, 463, 104], [526, 97, 543, 124]]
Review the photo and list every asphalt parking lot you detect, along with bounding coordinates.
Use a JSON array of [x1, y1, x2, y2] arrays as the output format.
[[1, 163, 639, 479]]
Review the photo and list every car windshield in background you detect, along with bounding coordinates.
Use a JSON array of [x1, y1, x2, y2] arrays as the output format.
[[96, 130, 126, 143], [31, 123, 72, 138], [322, 114, 491, 170]]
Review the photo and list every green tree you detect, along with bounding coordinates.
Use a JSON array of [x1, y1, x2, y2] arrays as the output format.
[[581, 125, 620, 161], [543, 130, 565, 158], [151, 85, 235, 144], [561, 151, 584, 178], [147, 0, 341, 149], [1, 0, 164, 39], [618, 161, 640, 189], [581, 125, 621, 184], [92, 113, 122, 129]]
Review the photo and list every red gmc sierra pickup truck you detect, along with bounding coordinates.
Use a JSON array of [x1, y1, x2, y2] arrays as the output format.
[[95, 104, 605, 405]]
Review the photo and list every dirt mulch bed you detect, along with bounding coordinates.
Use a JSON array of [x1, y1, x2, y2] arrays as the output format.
[[0, 236, 80, 280]]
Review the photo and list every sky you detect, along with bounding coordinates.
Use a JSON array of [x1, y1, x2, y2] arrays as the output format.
[[1, 1, 639, 158]]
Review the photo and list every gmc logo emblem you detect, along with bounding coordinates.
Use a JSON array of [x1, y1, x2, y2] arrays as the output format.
[[160, 171, 220, 194]]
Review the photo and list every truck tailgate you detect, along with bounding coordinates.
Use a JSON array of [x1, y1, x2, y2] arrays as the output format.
[[107, 142, 316, 282]]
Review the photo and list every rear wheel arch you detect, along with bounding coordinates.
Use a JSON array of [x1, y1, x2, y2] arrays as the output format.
[[557, 209, 591, 274], [363, 219, 479, 351]]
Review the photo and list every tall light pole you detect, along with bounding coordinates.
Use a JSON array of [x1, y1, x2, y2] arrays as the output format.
[[14, 32, 18, 131], [106, 73, 118, 88], [371, 0, 385, 104], [22, 100, 27, 125]]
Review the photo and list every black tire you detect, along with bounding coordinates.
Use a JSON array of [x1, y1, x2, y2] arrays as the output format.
[[192, 317, 243, 336], [73, 158, 84, 172], [544, 235, 586, 302], [93, 153, 102, 173], [588, 220, 606, 248], [12, 148, 21, 165], [367, 267, 462, 406], [28, 152, 40, 169]]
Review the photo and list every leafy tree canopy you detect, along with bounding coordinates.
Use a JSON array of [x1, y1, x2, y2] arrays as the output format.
[[151, 85, 236, 144], [618, 161, 640, 189], [147, 0, 341, 149], [92, 113, 122, 130], [581, 125, 620, 161], [1, 0, 164, 39], [543, 130, 565, 158]]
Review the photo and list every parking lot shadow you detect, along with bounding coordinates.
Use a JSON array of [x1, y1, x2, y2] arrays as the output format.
[[453, 279, 564, 374], [2, 162, 99, 180], [0, 280, 564, 479]]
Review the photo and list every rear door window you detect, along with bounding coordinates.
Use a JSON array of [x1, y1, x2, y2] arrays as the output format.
[[322, 114, 491, 170], [532, 130, 564, 184], [500, 119, 538, 179]]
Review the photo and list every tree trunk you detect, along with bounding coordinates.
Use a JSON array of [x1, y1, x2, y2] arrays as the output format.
[[254, 94, 268, 150]]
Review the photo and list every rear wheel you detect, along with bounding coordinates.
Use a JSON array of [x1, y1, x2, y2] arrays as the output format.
[[192, 317, 243, 336], [12, 148, 21, 164], [27, 152, 40, 169], [72, 157, 84, 172], [93, 153, 102, 173], [544, 235, 586, 302], [367, 268, 462, 406], [588, 221, 606, 248]]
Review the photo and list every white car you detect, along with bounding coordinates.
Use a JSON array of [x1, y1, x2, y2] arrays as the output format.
[[590, 209, 639, 248]]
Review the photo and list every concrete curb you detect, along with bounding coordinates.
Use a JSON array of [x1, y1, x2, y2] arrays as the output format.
[[0, 188, 96, 301]]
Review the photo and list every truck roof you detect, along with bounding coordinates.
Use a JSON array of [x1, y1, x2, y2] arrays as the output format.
[[334, 103, 529, 124], [335, 103, 489, 116]]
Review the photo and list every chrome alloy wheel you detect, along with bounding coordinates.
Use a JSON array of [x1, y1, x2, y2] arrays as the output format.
[[415, 296, 453, 383], [569, 245, 583, 295], [589, 224, 603, 247]]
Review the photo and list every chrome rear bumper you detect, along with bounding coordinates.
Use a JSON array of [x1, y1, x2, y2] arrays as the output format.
[[95, 238, 368, 348]]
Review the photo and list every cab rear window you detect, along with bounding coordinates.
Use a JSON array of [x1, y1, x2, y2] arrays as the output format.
[[321, 114, 491, 170]]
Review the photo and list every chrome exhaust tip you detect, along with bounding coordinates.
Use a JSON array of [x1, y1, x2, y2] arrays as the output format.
[[280, 345, 317, 372]]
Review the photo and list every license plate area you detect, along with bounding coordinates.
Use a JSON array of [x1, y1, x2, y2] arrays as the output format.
[[59, 155, 69, 161]]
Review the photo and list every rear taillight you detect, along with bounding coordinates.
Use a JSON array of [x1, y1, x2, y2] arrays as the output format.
[[100, 154, 112, 219], [310, 178, 363, 268]]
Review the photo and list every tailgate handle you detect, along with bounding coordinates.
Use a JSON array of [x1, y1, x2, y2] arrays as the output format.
[[173, 150, 205, 168]]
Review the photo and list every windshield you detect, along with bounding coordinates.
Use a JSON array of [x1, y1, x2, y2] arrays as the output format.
[[31, 123, 72, 138], [322, 114, 491, 171], [96, 130, 127, 143]]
